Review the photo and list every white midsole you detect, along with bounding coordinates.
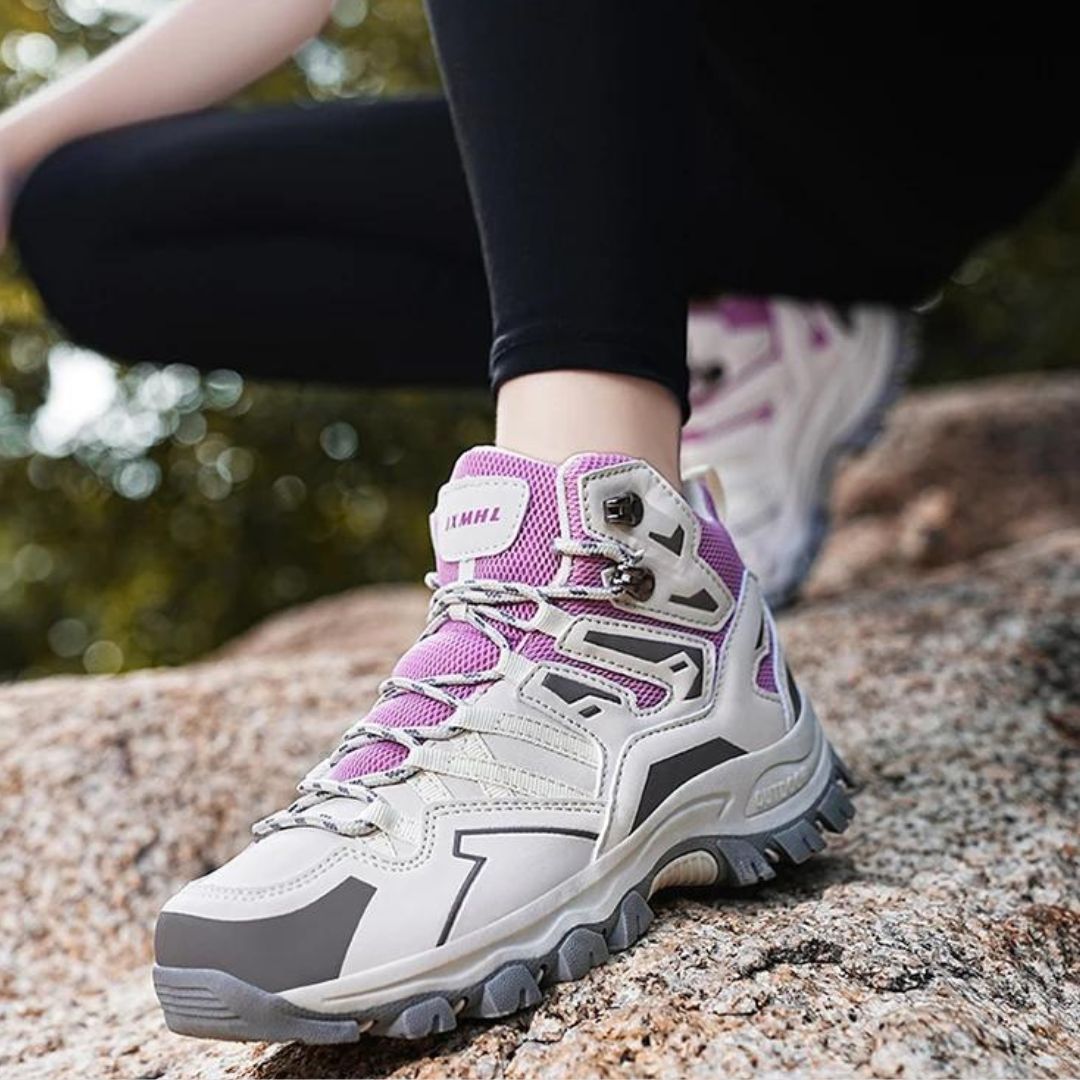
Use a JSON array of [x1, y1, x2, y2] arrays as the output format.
[[283, 702, 833, 1015]]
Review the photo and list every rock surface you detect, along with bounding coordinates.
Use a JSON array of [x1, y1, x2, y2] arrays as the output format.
[[2, 376, 1079, 1079], [807, 373, 1080, 598]]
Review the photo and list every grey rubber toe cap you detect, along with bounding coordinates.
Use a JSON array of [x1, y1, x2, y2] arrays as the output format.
[[155, 877, 375, 993]]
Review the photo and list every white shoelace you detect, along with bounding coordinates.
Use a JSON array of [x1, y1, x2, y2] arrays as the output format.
[[253, 534, 643, 840]]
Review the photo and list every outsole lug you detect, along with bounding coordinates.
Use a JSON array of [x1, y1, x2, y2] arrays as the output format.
[[606, 891, 654, 952], [554, 927, 609, 982], [772, 818, 828, 863], [469, 964, 541, 1019], [383, 997, 456, 1039], [832, 752, 858, 791], [715, 837, 776, 885], [816, 783, 856, 833]]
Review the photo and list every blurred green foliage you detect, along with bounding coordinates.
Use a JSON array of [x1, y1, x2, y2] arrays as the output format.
[[0, 0, 1076, 679], [0, 0, 494, 679], [921, 172, 1080, 384]]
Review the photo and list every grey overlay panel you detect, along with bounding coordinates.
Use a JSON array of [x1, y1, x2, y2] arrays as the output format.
[[669, 588, 720, 613], [542, 672, 620, 705], [631, 734, 746, 831], [583, 629, 705, 698], [648, 524, 685, 555], [155, 877, 375, 993]]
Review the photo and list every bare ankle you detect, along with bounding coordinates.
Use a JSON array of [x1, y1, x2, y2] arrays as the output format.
[[495, 370, 683, 487]]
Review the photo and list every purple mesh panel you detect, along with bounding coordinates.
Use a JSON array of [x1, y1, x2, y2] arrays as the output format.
[[330, 691, 482, 780], [566, 554, 607, 589], [393, 621, 499, 681], [696, 517, 745, 598], [435, 551, 458, 588], [336, 449, 573, 782], [503, 602, 537, 627], [368, 694, 457, 729], [333, 740, 409, 780], [755, 622, 778, 694], [449, 448, 563, 587], [518, 629, 668, 711]]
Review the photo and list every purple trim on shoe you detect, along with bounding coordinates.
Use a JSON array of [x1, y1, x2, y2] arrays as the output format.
[[715, 296, 772, 329], [808, 320, 830, 349], [684, 401, 774, 444]]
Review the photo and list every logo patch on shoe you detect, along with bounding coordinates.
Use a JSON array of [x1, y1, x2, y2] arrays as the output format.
[[431, 477, 530, 563]]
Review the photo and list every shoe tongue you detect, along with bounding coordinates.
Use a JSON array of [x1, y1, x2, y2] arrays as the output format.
[[332, 446, 629, 783], [430, 446, 564, 587]]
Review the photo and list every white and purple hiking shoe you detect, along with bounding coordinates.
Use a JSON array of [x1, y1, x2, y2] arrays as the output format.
[[683, 296, 914, 607], [154, 446, 854, 1043]]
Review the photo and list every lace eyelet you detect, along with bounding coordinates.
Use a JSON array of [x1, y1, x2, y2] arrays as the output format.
[[603, 492, 644, 527], [611, 565, 655, 601]]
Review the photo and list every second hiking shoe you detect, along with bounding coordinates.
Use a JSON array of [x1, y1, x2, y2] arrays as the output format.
[[684, 296, 914, 606]]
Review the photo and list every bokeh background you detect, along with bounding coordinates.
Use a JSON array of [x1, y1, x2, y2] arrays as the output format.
[[0, 0, 1077, 679]]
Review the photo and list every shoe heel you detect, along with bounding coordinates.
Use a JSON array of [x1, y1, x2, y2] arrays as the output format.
[[713, 751, 856, 887]]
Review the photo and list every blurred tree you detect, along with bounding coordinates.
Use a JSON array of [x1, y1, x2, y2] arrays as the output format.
[[0, 0, 1075, 678], [921, 169, 1080, 383], [0, 0, 492, 678]]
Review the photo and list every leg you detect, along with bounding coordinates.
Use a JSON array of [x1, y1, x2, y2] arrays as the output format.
[[153, 6, 857, 1039], [426, 0, 695, 485], [12, 99, 491, 388], [423, 6, 1076, 489], [686, 12, 1077, 305], [679, 15, 1076, 604]]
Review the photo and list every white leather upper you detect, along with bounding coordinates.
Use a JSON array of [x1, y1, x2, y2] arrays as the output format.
[[163, 450, 797, 982]]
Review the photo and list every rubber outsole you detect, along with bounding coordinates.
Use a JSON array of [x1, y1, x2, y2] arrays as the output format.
[[153, 751, 856, 1044], [766, 314, 920, 610]]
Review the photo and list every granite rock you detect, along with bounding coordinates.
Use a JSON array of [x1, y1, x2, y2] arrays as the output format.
[[1, 377, 1078, 1079]]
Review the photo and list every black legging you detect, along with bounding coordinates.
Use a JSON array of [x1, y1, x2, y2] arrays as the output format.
[[11, 3, 1075, 418]]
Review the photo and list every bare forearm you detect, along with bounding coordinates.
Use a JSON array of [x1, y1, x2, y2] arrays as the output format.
[[0, 0, 334, 179]]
